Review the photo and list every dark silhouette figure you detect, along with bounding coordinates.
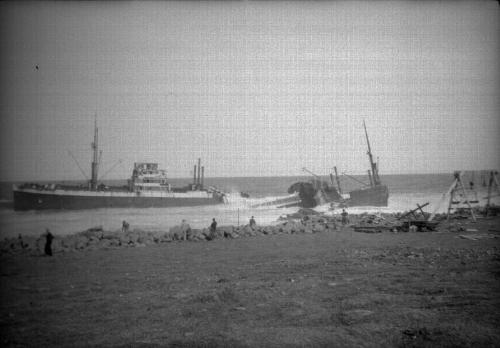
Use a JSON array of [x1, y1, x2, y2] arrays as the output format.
[[122, 220, 130, 233], [341, 209, 349, 226], [249, 216, 256, 228], [210, 218, 217, 233], [44, 229, 54, 256]]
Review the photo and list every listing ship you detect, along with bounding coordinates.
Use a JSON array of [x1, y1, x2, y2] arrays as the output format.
[[345, 120, 389, 206], [13, 120, 226, 211], [288, 121, 389, 208]]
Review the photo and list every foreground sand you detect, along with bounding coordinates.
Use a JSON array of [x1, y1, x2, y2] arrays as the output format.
[[1, 215, 500, 347]]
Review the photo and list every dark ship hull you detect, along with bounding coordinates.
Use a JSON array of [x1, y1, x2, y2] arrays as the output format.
[[348, 184, 389, 207], [13, 187, 224, 211], [288, 121, 389, 208]]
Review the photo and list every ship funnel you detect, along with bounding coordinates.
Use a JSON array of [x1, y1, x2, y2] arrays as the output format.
[[197, 158, 201, 186], [201, 166, 204, 188]]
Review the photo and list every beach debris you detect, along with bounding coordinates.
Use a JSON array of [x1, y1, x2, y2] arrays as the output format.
[[395, 202, 442, 232]]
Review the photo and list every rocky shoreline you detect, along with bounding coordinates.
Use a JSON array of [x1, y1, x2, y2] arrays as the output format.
[[2, 206, 497, 256]]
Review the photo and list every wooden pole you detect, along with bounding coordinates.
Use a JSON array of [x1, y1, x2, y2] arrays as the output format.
[[430, 177, 457, 221], [456, 174, 476, 222]]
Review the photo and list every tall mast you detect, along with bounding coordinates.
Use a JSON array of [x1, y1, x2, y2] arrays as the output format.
[[90, 113, 99, 190], [363, 120, 379, 186]]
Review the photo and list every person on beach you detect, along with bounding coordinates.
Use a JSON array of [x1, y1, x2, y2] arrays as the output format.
[[122, 220, 130, 233], [341, 209, 349, 226], [180, 219, 191, 241], [249, 216, 256, 228], [206, 218, 218, 241], [210, 218, 217, 233], [44, 229, 54, 256]]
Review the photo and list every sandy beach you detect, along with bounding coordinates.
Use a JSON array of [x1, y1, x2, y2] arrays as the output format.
[[1, 211, 499, 347]]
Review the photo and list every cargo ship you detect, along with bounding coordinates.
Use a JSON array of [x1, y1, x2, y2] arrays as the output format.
[[343, 120, 389, 206], [288, 121, 389, 208], [13, 120, 226, 211]]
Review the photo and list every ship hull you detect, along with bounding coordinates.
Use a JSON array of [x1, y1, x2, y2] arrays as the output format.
[[348, 185, 389, 207], [13, 188, 224, 211]]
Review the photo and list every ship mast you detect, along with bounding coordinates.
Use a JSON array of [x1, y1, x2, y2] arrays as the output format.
[[90, 114, 99, 190], [363, 120, 380, 186]]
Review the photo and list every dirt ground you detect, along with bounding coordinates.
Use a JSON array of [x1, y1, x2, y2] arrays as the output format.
[[1, 216, 500, 347]]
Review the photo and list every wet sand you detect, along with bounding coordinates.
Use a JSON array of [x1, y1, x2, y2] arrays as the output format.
[[1, 215, 500, 347]]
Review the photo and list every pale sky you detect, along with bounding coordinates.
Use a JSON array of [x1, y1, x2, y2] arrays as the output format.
[[0, 1, 499, 181]]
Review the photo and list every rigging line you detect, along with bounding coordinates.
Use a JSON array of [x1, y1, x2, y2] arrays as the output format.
[[67, 150, 89, 181], [341, 172, 370, 187], [99, 159, 123, 181]]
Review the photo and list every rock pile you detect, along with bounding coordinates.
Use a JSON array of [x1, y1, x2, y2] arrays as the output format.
[[0, 210, 341, 256], [1, 205, 491, 256]]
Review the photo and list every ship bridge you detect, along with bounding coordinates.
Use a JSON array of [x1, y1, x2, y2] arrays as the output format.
[[130, 162, 170, 191]]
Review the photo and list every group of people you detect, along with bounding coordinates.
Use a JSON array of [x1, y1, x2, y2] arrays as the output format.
[[42, 210, 352, 256]]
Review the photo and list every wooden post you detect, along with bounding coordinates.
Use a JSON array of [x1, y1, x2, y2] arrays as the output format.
[[430, 177, 457, 221], [457, 174, 476, 222], [416, 203, 427, 216]]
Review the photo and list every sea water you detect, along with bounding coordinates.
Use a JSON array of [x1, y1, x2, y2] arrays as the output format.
[[0, 173, 497, 239]]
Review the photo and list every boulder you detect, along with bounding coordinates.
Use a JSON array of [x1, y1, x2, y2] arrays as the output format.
[[98, 239, 113, 248], [77, 227, 104, 240], [218, 225, 236, 238], [168, 225, 185, 241], [239, 225, 256, 236], [280, 221, 304, 234], [313, 224, 326, 233], [261, 226, 274, 235], [184, 228, 202, 241], [102, 230, 121, 240]]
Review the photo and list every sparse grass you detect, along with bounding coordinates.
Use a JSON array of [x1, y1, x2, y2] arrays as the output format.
[[1, 216, 500, 347]]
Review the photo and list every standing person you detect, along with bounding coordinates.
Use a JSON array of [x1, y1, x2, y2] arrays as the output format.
[[44, 229, 54, 256], [249, 216, 256, 228], [180, 219, 191, 241], [210, 218, 217, 233], [341, 209, 349, 226], [207, 218, 218, 241], [122, 220, 130, 233]]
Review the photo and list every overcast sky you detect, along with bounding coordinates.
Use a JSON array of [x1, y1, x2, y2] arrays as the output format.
[[0, 1, 498, 181]]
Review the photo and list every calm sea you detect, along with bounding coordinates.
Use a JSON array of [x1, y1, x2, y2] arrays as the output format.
[[0, 172, 495, 239]]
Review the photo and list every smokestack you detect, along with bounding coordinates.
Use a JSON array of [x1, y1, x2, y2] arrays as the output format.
[[201, 166, 204, 188], [193, 165, 197, 185], [197, 158, 201, 185]]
